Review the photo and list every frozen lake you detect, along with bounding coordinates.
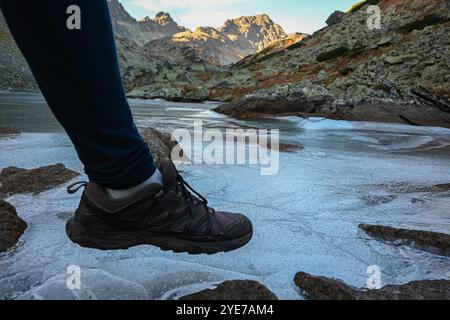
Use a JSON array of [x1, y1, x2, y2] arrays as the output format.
[[1, 92, 450, 300]]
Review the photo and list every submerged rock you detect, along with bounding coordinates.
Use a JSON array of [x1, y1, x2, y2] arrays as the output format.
[[0, 127, 20, 136], [0, 164, 79, 196], [140, 128, 188, 165], [0, 200, 27, 252], [359, 224, 450, 256], [294, 272, 450, 300], [434, 183, 450, 191], [180, 280, 278, 300]]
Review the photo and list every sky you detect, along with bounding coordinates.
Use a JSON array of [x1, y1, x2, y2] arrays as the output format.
[[120, 0, 359, 34]]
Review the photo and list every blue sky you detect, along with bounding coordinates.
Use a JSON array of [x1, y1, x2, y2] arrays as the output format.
[[120, 0, 358, 34]]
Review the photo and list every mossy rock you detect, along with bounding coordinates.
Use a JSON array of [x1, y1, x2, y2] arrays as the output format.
[[317, 46, 350, 62]]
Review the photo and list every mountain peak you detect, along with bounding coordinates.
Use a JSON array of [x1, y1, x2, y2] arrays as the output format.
[[218, 14, 286, 52], [154, 11, 174, 25]]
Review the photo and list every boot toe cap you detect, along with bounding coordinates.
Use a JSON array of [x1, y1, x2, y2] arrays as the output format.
[[222, 214, 253, 241]]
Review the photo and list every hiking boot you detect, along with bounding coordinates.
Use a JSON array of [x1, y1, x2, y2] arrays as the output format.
[[65, 160, 253, 254]]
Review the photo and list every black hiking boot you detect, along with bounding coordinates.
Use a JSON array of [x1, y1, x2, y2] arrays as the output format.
[[65, 160, 253, 254]]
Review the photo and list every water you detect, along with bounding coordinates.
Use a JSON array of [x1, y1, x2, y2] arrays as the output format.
[[1, 92, 450, 300]]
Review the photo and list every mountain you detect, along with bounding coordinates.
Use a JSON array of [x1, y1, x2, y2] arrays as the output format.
[[108, 0, 288, 65], [220, 14, 286, 53], [107, 0, 185, 45], [139, 12, 187, 38], [144, 14, 287, 65]]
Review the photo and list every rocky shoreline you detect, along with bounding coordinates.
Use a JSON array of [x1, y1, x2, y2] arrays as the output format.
[[213, 82, 450, 128]]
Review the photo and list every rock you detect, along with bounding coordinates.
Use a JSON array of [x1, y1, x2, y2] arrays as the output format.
[[361, 194, 397, 205], [410, 86, 450, 113], [377, 36, 393, 47], [384, 54, 418, 65], [315, 70, 328, 82], [294, 272, 450, 300], [421, 65, 441, 81], [294, 272, 360, 300], [0, 127, 20, 136], [180, 280, 278, 300], [0, 164, 79, 196], [359, 224, 450, 255], [409, 0, 426, 10], [140, 128, 188, 165], [326, 11, 345, 26], [316, 46, 350, 62], [214, 83, 335, 119], [434, 183, 450, 191], [0, 200, 27, 252]]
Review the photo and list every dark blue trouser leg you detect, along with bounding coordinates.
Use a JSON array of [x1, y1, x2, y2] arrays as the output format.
[[0, 0, 155, 189]]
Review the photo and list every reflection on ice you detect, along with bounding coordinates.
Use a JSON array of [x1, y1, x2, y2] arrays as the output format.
[[1, 97, 450, 300]]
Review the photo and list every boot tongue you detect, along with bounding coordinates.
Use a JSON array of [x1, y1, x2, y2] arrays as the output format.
[[160, 160, 178, 186]]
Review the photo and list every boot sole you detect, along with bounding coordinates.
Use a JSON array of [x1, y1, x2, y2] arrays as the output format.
[[65, 217, 252, 255]]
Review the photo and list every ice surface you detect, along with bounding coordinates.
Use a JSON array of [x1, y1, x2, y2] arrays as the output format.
[[0, 93, 450, 300]]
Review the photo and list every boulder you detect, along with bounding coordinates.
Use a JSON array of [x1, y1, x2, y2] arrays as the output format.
[[140, 128, 188, 165], [326, 11, 345, 26], [359, 224, 450, 255], [0, 127, 20, 136], [294, 272, 450, 300], [384, 54, 418, 65], [213, 83, 335, 119], [180, 280, 278, 300], [0, 164, 79, 196], [0, 200, 27, 252]]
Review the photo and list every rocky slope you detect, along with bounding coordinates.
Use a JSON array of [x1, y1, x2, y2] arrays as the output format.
[[0, 10, 38, 92], [126, 32, 306, 101], [210, 0, 450, 127]]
